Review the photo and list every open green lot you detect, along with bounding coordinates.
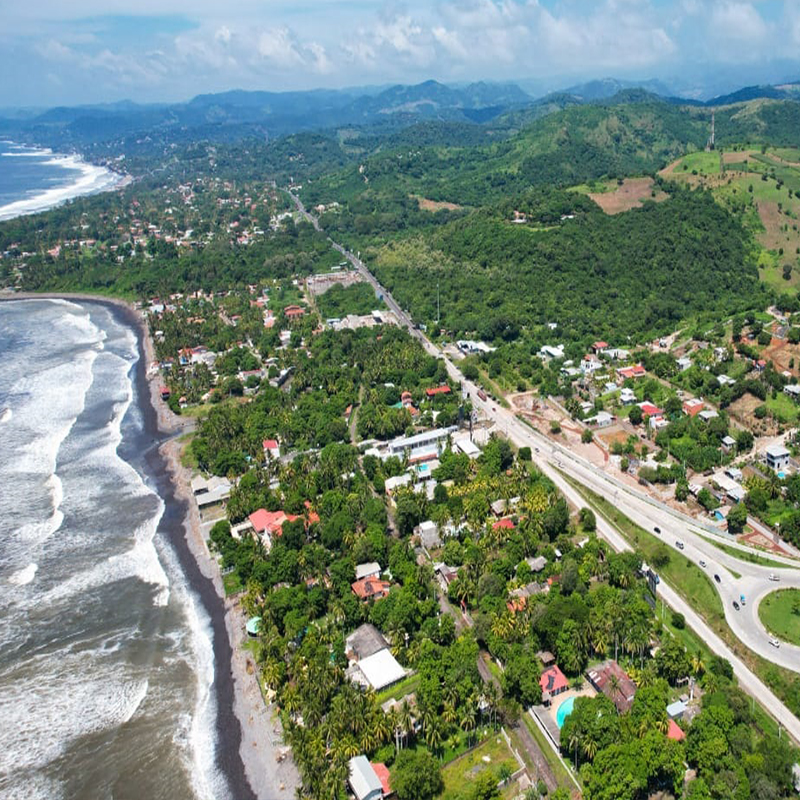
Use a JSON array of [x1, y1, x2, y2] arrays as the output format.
[[758, 588, 800, 645], [676, 151, 722, 175], [766, 392, 800, 424], [440, 735, 517, 799]]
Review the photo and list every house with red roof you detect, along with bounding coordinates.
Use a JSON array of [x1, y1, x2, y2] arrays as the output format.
[[371, 763, 392, 796], [425, 385, 451, 398], [616, 364, 646, 382], [639, 402, 663, 418], [284, 304, 305, 320], [539, 665, 569, 703], [493, 518, 515, 531], [263, 439, 281, 459], [591, 341, 609, 354], [667, 719, 686, 742], [352, 577, 392, 601], [683, 398, 705, 417]]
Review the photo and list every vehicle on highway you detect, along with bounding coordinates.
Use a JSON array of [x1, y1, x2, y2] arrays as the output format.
[[733, 600, 740, 611], [654, 526, 661, 534], [740, 594, 746, 606], [770, 637, 781, 648], [714, 574, 721, 583], [477, 389, 487, 401], [769, 573, 780, 582], [676, 540, 685, 550], [492, 406, 496, 412], [699, 560, 707, 568]]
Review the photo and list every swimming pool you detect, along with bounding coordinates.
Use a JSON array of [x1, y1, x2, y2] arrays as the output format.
[[556, 695, 575, 728], [778, 471, 786, 479]]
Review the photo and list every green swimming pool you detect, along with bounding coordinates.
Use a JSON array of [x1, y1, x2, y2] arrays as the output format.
[[556, 695, 575, 728]]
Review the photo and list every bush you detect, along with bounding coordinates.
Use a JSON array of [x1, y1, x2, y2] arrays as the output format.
[[671, 611, 686, 629], [581, 428, 594, 444], [518, 446, 532, 462], [550, 420, 562, 434]]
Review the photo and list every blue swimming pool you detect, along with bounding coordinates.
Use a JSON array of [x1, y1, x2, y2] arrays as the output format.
[[778, 471, 786, 479], [556, 695, 575, 728]]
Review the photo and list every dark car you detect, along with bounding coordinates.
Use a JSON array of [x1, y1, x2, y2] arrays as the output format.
[[714, 574, 721, 583], [733, 601, 740, 611], [654, 526, 661, 534]]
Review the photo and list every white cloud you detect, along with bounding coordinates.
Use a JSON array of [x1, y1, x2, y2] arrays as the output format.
[[710, 1, 768, 42]]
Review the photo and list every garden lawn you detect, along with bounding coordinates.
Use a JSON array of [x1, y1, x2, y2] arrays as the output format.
[[758, 588, 800, 645], [440, 735, 517, 800]]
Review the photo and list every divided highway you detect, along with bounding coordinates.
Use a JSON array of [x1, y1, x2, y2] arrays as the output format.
[[287, 190, 800, 742]]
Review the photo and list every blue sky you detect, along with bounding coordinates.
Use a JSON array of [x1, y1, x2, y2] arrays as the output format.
[[1, 0, 800, 106]]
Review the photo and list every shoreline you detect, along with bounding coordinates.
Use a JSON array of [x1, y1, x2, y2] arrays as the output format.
[[0, 142, 130, 222], [0, 290, 299, 799]]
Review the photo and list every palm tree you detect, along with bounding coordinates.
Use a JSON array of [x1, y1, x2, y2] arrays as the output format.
[[425, 717, 443, 758], [399, 700, 414, 748], [443, 700, 459, 726], [691, 651, 706, 676], [460, 705, 477, 747]]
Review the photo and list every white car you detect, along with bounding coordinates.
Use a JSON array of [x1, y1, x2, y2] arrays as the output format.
[[699, 560, 707, 568], [769, 637, 781, 648], [769, 574, 780, 582]]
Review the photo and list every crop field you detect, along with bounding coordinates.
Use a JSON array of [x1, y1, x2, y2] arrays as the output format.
[[587, 177, 668, 214]]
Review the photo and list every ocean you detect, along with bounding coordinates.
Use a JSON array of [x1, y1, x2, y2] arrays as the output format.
[[0, 299, 240, 800], [0, 142, 122, 222]]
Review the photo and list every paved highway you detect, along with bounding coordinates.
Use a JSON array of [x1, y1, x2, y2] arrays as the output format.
[[287, 190, 800, 741]]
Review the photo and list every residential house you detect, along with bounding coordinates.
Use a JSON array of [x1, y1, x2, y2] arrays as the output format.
[[539, 344, 565, 360], [415, 520, 441, 549], [766, 444, 791, 472], [525, 555, 548, 573], [616, 364, 646, 382], [262, 438, 281, 459], [683, 398, 705, 417], [677, 357, 693, 371], [591, 341, 609, 354], [666, 700, 687, 720], [347, 648, 406, 692], [586, 411, 614, 427], [539, 665, 569, 705], [284, 304, 305, 320], [352, 577, 392, 601], [425, 385, 451, 398], [785, 385, 800, 400], [716, 374, 736, 387], [346, 624, 389, 661], [698, 409, 719, 423], [721, 435, 737, 454], [620, 387, 636, 405], [355, 562, 382, 581], [434, 563, 460, 593], [348, 756, 384, 800], [587, 660, 637, 714]]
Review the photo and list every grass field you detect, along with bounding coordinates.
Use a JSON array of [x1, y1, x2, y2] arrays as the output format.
[[765, 392, 800, 424], [440, 735, 517, 799], [223, 570, 244, 596], [675, 151, 722, 176], [758, 588, 800, 645], [376, 673, 420, 703]]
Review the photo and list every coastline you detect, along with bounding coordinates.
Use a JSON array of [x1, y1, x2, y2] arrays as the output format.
[[0, 290, 299, 800], [0, 143, 129, 222]]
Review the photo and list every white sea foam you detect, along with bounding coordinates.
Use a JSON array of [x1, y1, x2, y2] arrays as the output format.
[[8, 563, 37, 585], [0, 659, 150, 775], [0, 148, 124, 221], [0, 407, 11, 423]]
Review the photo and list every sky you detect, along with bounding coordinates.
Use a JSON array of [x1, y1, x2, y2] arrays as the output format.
[[2, 0, 800, 107]]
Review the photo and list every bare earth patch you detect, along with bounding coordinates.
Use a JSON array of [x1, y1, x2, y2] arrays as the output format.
[[729, 393, 780, 436], [589, 177, 668, 214], [414, 195, 463, 212]]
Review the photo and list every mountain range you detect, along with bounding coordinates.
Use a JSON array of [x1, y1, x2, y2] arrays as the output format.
[[2, 76, 800, 150]]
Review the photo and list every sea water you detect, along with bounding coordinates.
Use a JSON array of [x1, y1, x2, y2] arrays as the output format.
[[0, 142, 122, 221], [0, 299, 230, 800]]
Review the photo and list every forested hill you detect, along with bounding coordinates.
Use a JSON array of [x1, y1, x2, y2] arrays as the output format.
[[367, 188, 768, 344]]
